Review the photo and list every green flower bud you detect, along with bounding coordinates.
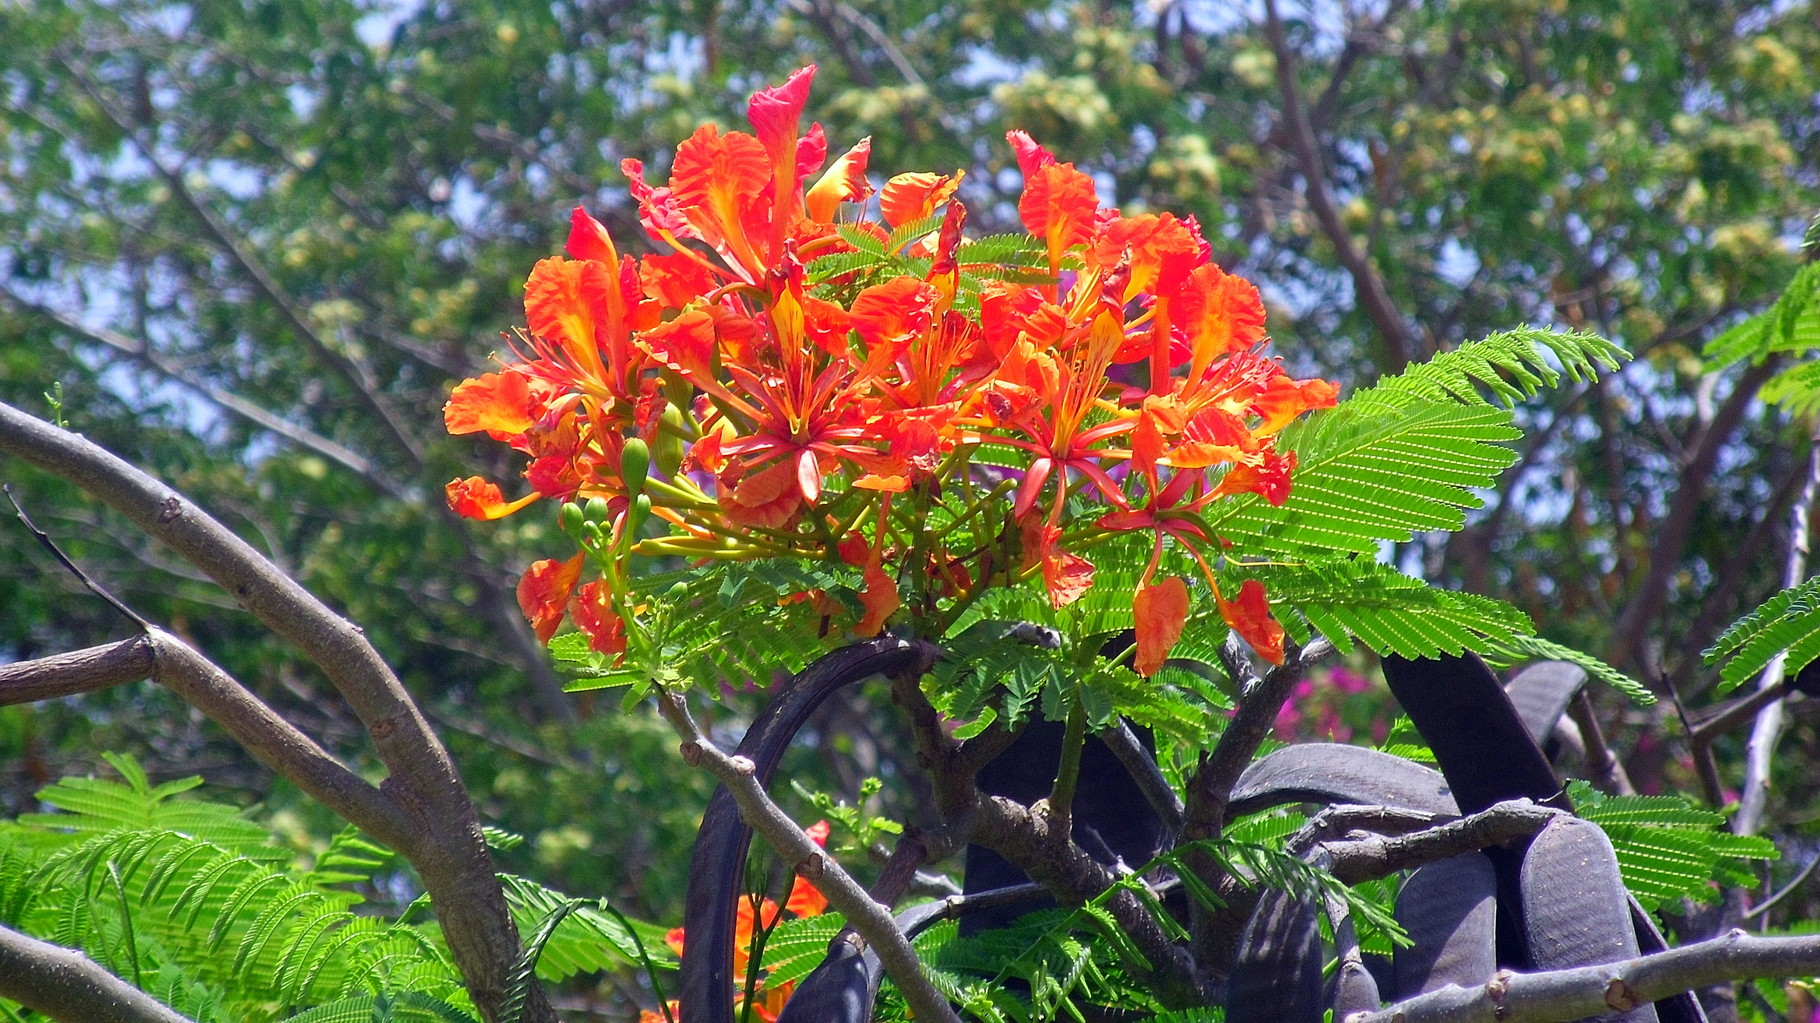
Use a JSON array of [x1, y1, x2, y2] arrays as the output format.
[[585, 496, 612, 525], [620, 437, 651, 496], [558, 501, 585, 537]]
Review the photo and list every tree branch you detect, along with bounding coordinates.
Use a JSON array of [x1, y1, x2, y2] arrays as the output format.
[[1345, 931, 1820, 1023], [0, 400, 542, 1023], [1262, 0, 1417, 370], [0, 923, 197, 1023], [654, 689, 964, 1023], [0, 636, 154, 706], [1319, 799, 1561, 885]]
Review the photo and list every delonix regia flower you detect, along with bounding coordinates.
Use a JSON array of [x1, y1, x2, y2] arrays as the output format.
[[444, 65, 1336, 678]]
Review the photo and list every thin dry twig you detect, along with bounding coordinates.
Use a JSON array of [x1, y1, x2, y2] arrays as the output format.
[[653, 688, 965, 1023]]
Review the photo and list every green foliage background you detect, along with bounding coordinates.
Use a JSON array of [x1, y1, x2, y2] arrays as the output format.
[[1, 0, 1818, 1016]]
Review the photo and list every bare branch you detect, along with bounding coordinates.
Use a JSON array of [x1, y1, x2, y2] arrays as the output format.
[[1100, 720, 1186, 838], [0, 288, 392, 493], [145, 627, 417, 850], [0, 400, 541, 1023], [0, 637, 155, 706], [1261, 0, 1417, 370], [1320, 799, 1561, 885], [60, 58, 426, 470], [1345, 930, 1820, 1023], [653, 689, 965, 1023], [0, 923, 197, 1023]]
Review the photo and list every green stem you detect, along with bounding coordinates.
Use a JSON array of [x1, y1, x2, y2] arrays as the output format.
[[1047, 700, 1088, 847]]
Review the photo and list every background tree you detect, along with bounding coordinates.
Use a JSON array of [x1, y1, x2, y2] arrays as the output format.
[[2, 0, 1817, 1009]]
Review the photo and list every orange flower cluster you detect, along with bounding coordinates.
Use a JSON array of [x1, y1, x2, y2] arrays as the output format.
[[445, 66, 1336, 673]]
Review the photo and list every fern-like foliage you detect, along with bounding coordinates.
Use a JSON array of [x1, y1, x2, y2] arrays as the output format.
[[1702, 573, 1820, 693], [1227, 558, 1534, 659], [1705, 260, 1820, 414], [0, 756, 662, 1023], [1567, 781, 1778, 910], [1480, 634, 1655, 705], [1205, 328, 1621, 558], [553, 559, 861, 698]]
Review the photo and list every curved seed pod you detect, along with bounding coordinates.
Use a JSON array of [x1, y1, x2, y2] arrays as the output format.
[[1521, 816, 1658, 1023], [1393, 853, 1497, 998], [1504, 661, 1588, 747], [1331, 914, 1381, 1018], [678, 638, 937, 1023], [774, 935, 877, 1023], [1333, 958, 1381, 1018], [1226, 888, 1325, 1023], [1228, 743, 1460, 818], [1381, 653, 1568, 814]]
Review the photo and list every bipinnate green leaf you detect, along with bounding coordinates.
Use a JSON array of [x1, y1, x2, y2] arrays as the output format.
[[1206, 328, 1622, 557], [1234, 559, 1534, 660], [1703, 574, 1820, 693]]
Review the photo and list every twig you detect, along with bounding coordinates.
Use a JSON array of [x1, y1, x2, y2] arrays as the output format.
[[1736, 423, 1820, 838], [1100, 721, 1186, 838], [0, 637, 155, 706], [653, 689, 964, 1023], [5, 485, 148, 629], [1565, 690, 1635, 796], [0, 923, 197, 1023], [1745, 853, 1819, 922], [1262, 0, 1416, 370], [1344, 930, 1820, 1023], [1318, 799, 1562, 885]]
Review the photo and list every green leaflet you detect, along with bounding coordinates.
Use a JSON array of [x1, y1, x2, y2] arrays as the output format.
[[1480, 634, 1655, 705], [1567, 781, 1779, 911], [1703, 574, 1820, 692], [1206, 327, 1622, 557], [1226, 558, 1534, 659], [0, 755, 666, 1022]]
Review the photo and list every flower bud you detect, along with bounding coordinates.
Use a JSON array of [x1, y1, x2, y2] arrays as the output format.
[[585, 496, 612, 524], [558, 501, 585, 537], [621, 437, 651, 496]]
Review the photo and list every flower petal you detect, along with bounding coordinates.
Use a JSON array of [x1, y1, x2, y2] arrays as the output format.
[[518, 554, 585, 644], [1134, 576, 1191, 676], [1216, 579, 1285, 665]]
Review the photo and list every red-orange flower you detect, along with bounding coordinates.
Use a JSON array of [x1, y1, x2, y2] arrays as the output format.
[[517, 554, 585, 643], [1134, 576, 1191, 676], [1216, 579, 1286, 666], [445, 476, 539, 521]]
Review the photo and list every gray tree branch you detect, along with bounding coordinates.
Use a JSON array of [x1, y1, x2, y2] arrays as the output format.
[[0, 400, 544, 1023], [653, 689, 964, 1023], [0, 923, 197, 1023], [1345, 930, 1820, 1023]]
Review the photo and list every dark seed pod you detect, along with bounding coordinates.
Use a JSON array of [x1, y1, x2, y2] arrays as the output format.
[[774, 934, 877, 1023], [1394, 853, 1497, 998], [1520, 816, 1658, 1023], [1228, 743, 1459, 818], [1503, 661, 1587, 747], [1381, 652, 1567, 813], [1226, 888, 1325, 1023], [677, 638, 936, 1023]]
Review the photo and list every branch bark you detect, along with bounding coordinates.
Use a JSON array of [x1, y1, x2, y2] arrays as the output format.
[[0, 401, 543, 1023], [1344, 930, 1820, 1023], [1262, 0, 1417, 371], [0, 636, 154, 705], [1319, 799, 1561, 885], [654, 689, 964, 1023], [0, 923, 197, 1023]]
